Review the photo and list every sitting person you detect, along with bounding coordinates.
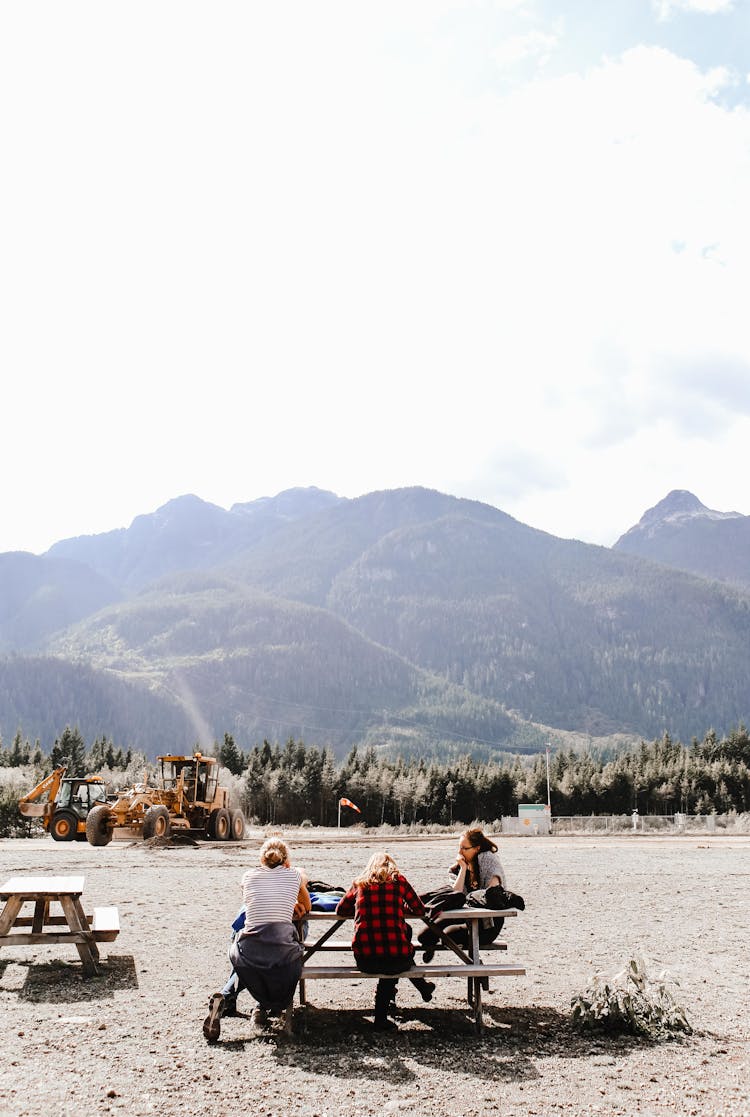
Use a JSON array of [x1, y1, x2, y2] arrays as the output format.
[[335, 851, 435, 1032], [419, 827, 509, 961], [203, 837, 311, 1042]]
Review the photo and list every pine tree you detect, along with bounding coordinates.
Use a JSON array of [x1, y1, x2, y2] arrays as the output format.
[[49, 727, 87, 774], [219, 733, 245, 775]]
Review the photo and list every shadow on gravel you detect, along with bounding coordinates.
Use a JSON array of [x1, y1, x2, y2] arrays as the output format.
[[244, 1004, 649, 1085], [18, 955, 138, 1002], [206, 1003, 692, 1080]]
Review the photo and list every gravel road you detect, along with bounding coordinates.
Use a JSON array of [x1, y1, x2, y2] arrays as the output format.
[[1, 831, 748, 1117]]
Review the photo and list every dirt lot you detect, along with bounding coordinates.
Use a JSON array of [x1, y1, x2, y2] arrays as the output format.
[[1, 830, 749, 1117]]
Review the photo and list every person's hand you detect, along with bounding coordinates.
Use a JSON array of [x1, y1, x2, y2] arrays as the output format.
[[456, 854, 468, 870]]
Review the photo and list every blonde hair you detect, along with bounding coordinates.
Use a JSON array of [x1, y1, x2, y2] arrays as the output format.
[[354, 851, 400, 887], [259, 838, 289, 868]]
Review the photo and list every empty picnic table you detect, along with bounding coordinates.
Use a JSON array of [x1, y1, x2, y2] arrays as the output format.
[[0, 875, 119, 977]]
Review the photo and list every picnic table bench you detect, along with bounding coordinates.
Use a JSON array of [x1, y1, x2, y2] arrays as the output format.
[[0, 875, 120, 977], [299, 907, 525, 1031]]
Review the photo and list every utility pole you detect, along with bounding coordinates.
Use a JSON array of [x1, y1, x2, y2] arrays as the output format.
[[545, 743, 552, 811]]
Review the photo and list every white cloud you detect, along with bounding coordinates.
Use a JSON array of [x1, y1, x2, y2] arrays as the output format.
[[2, 5, 750, 552], [492, 30, 559, 69], [653, 0, 735, 20]]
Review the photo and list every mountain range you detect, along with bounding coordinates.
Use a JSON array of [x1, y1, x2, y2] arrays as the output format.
[[1, 485, 749, 759]]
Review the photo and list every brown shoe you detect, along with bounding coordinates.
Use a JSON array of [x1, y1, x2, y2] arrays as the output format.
[[203, 993, 225, 1043]]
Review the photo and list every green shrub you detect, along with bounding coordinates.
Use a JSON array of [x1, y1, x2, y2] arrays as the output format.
[[0, 785, 33, 838], [571, 955, 692, 1039]]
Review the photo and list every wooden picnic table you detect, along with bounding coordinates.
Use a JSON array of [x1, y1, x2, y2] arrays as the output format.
[[0, 875, 119, 978], [299, 906, 525, 1031]]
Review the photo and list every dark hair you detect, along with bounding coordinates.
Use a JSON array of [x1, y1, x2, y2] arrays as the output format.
[[463, 828, 498, 854], [448, 828, 499, 875]]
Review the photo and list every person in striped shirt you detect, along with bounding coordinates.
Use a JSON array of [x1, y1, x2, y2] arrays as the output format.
[[336, 852, 435, 1031], [203, 837, 311, 1041]]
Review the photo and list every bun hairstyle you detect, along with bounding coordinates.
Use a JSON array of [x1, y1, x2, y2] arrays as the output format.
[[260, 838, 289, 868]]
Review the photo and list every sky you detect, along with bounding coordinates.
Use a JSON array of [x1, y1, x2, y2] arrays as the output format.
[[3, 0, 750, 555]]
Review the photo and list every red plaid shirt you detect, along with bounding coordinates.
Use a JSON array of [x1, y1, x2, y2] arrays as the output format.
[[335, 874, 427, 963]]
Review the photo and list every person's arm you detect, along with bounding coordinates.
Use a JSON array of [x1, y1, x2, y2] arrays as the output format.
[[335, 885, 357, 918], [294, 879, 312, 919], [451, 858, 469, 893], [401, 877, 427, 919]]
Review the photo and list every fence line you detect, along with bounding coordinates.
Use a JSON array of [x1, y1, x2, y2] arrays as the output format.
[[550, 812, 730, 835]]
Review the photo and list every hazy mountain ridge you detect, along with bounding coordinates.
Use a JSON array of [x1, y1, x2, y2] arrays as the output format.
[[2, 485, 750, 756], [0, 551, 121, 653], [0, 655, 194, 751], [614, 489, 750, 588], [47, 487, 343, 591]]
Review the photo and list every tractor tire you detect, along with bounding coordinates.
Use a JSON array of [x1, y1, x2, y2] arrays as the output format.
[[142, 805, 171, 840], [50, 810, 77, 842], [86, 805, 113, 846], [229, 808, 246, 841], [209, 807, 231, 841]]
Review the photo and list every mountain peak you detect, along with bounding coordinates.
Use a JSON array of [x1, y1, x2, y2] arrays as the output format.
[[618, 490, 743, 544], [640, 490, 708, 527]]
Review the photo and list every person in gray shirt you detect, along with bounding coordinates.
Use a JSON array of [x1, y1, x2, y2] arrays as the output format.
[[420, 828, 508, 961]]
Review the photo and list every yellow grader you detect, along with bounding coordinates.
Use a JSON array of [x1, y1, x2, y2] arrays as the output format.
[[84, 753, 245, 845]]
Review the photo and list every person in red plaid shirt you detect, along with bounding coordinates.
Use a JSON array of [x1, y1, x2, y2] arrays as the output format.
[[336, 851, 435, 1031]]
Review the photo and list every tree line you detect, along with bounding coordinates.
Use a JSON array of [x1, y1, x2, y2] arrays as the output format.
[[2, 724, 749, 829], [0, 727, 133, 773], [223, 726, 750, 824]]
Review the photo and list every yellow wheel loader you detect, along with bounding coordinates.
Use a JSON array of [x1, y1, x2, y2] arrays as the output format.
[[84, 753, 245, 845], [18, 766, 109, 841]]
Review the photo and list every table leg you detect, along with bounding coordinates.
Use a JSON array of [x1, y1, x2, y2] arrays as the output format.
[[32, 900, 48, 934], [59, 896, 99, 976], [302, 919, 344, 962], [300, 918, 343, 1007], [71, 898, 100, 961], [466, 920, 482, 1005], [470, 920, 480, 963], [472, 979, 484, 1033], [0, 896, 24, 938]]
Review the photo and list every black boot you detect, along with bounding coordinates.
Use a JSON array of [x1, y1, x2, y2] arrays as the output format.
[[410, 977, 436, 1002], [374, 979, 398, 1031], [418, 928, 438, 964]]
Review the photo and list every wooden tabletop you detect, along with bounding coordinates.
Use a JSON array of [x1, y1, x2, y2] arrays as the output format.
[[0, 876, 86, 899], [306, 907, 517, 920]]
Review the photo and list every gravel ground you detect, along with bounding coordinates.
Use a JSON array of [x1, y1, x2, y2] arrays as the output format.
[[1, 831, 749, 1117]]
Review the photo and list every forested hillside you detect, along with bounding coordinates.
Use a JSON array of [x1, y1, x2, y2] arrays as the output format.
[[0, 656, 193, 752], [43, 574, 521, 757], [2, 485, 750, 756]]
